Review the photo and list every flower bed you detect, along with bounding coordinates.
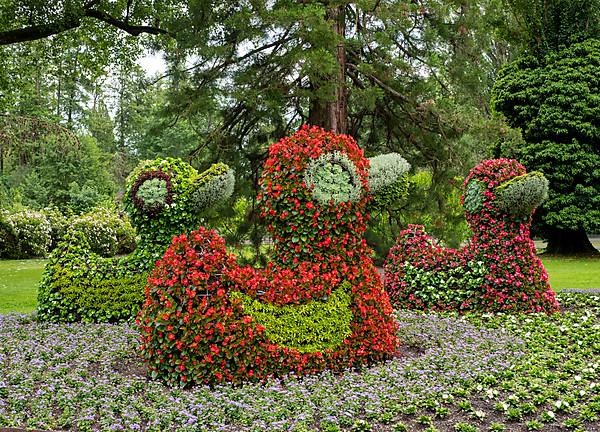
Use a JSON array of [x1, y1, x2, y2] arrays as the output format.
[[0, 309, 525, 431]]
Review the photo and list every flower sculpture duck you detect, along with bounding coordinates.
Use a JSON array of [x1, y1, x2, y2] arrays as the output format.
[[37, 158, 234, 322], [385, 158, 560, 314], [138, 126, 411, 386]]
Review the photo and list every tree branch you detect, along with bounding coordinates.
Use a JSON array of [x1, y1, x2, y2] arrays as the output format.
[[84, 9, 169, 37], [0, 17, 81, 45], [0, 5, 171, 45]]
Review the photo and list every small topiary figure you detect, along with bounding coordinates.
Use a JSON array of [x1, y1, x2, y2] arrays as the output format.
[[37, 158, 234, 323], [385, 158, 559, 314], [138, 125, 411, 386]]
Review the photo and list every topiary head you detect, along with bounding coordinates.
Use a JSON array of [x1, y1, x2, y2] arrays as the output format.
[[124, 158, 234, 263], [258, 125, 409, 264], [462, 158, 548, 228]]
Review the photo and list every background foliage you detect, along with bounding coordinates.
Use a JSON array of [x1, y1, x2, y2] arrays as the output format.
[[0, 0, 597, 255]]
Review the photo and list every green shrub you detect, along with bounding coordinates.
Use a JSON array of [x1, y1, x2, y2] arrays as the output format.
[[38, 157, 235, 323], [37, 231, 146, 323], [230, 281, 353, 353], [124, 158, 235, 266], [187, 162, 235, 212], [367, 153, 410, 212], [401, 259, 487, 309], [0, 211, 18, 258], [496, 172, 548, 218]]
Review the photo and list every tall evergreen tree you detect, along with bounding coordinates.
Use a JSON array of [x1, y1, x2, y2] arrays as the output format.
[[491, 1, 600, 254]]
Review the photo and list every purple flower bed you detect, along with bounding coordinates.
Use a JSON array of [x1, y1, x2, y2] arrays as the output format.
[[0, 312, 524, 431]]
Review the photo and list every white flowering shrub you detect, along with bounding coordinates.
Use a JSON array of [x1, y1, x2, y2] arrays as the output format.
[[304, 151, 362, 204], [41, 208, 69, 250], [3, 210, 52, 258], [69, 208, 136, 257]]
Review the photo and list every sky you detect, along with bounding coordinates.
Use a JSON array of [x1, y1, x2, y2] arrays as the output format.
[[138, 52, 167, 76]]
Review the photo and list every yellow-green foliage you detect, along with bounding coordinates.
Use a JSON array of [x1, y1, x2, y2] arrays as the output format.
[[230, 282, 353, 353], [37, 231, 146, 322], [46, 267, 147, 323]]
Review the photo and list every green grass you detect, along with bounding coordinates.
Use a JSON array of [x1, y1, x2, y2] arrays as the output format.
[[540, 256, 600, 290], [0, 259, 45, 314]]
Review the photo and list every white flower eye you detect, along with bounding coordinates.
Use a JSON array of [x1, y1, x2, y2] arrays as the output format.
[[464, 180, 484, 213], [304, 152, 362, 204]]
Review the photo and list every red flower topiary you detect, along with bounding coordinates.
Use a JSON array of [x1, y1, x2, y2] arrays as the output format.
[[385, 158, 559, 314], [138, 126, 406, 386]]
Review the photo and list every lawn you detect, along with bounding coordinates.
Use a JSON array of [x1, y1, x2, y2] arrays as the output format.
[[0, 259, 45, 314], [540, 256, 600, 289]]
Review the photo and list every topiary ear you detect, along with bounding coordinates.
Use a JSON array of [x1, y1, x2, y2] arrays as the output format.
[[367, 153, 410, 211], [130, 170, 173, 216], [496, 171, 548, 217], [463, 180, 484, 213], [187, 162, 235, 212]]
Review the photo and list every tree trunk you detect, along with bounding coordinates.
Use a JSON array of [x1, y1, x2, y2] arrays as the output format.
[[544, 227, 599, 256], [307, 5, 347, 134]]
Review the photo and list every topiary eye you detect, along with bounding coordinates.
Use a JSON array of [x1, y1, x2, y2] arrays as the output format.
[[464, 180, 484, 213], [304, 152, 362, 205], [131, 171, 173, 216]]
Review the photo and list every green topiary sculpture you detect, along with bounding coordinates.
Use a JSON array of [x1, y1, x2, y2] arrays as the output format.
[[37, 158, 234, 323]]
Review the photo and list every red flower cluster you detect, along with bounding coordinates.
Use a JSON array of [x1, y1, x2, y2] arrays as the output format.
[[385, 159, 560, 314], [137, 126, 399, 386], [137, 227, 273, 386]]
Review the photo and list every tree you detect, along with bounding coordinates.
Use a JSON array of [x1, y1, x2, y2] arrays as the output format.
[[491, 1, 600, 254], [1, 1, 525, 249], [0, 115, 115, 212]]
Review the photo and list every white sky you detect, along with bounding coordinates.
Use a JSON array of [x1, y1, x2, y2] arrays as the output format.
[[137, 52, 167, 76]]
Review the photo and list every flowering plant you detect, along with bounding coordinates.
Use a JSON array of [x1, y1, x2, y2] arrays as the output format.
[[139, 126, 408, 386], [385, 158, 559, 314]]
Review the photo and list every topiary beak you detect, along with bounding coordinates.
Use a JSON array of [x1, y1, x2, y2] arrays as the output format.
[[495, 171, 548, 217], [187, 162, 235, 212], [367, 153, 411, 210]]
